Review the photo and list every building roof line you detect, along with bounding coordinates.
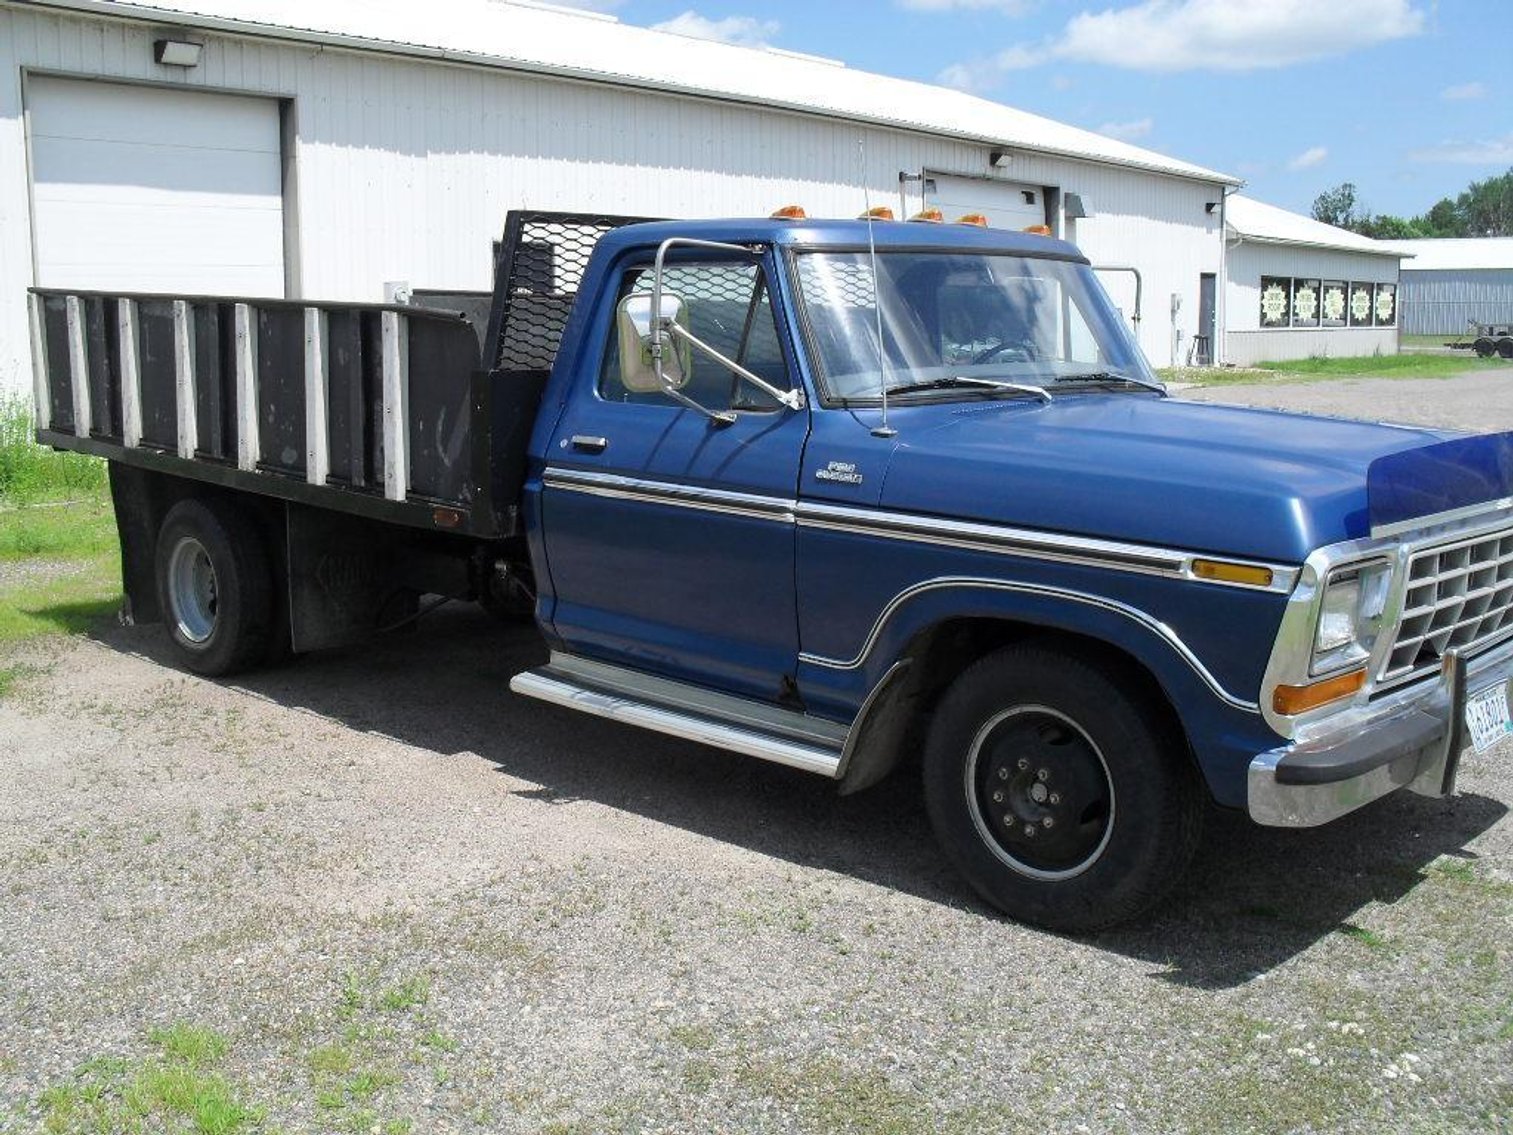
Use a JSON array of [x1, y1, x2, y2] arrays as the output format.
[[9, 0, 1243, 188]]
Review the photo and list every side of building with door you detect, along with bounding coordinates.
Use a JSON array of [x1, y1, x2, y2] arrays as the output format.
[[0, 0, 1238, 397], [1223, 196, 1405, 366]]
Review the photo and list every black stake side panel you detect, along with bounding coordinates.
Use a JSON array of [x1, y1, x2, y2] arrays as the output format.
[[83, 297, 121, 442], [255, 306, 308, 476], [136, 301, 180, 451], [192, 304, 231, 462], [40, 296, 74, 433], [408, 317, 482, 505], [324, 309, 371, 490]]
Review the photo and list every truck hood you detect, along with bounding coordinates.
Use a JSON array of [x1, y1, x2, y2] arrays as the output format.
[[879, 395, 1453, 563]]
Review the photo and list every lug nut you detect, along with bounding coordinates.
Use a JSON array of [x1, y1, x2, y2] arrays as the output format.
[[1023, 824, 1037, 838], [1042, 816, 1055, 829], [1017, 758, 1030, 771], [1037, 768, 1050, 782], [998, 767, 1010, 781], [992, 790, 1005, 804], [1049, 793, 1061, 805], [1004, 813, 1016, 826]]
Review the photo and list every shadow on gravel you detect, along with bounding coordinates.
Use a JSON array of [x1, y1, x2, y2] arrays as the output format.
[[90, 605, 1507, 991]]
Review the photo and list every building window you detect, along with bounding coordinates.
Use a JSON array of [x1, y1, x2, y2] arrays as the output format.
[[1373, 283, 1397, 327], [1349, 283, 1374, 327], [1292, 279, 1321, 328], [1260, 277, 1291, 327], [1321, 281, 1348, 327]]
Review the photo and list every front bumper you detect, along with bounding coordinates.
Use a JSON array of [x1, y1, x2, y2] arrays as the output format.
[[1248, 636, 1513, 827]]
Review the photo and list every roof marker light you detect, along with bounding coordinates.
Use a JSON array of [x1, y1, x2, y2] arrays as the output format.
[[957, 213, 990, 227], [908, 208, 944, 224], [1022, 224, 1053, 236], [858, 206, 895, 221], [770, 205, 807, 220]]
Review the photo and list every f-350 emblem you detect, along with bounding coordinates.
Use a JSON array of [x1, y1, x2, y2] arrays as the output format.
[[815, 461, 863, 486]]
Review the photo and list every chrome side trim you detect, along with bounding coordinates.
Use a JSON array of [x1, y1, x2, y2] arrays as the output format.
[[546, 652, 848, 748], [542, 467, 1297, 592], [798, 575, 1259, 713], [509, 667, 842, 778], [1372, 497, 1513, 540]]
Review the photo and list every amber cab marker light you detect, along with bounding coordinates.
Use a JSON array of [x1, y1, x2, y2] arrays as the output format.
[[1022, 223, 1053, 236], [1272, 668, 1367, 715], [858, 206, 895, 221], [957, 213, 990, 227], [1192, 559, 1275, 587], [908, 208, 945, 224], [770, 204, 807, 220]]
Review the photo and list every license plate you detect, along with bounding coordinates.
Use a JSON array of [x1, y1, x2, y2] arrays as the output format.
[[1465, 681, 1512, 753]]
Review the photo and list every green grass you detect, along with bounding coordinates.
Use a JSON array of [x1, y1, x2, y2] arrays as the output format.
[[1163, 351, 1513, 387], [36, 1023, 267, 1134], [0, 491, 121, 646], [0, 396, 106, 504]]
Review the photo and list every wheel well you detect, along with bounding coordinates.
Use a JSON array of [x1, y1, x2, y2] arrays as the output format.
[[839, 616, 1197, 796]]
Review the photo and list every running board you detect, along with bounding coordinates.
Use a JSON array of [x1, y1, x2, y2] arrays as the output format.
[[509, 658, 844, 778]]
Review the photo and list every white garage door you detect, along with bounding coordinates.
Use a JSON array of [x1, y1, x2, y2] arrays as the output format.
[[27, 76, 285, 296], [928, 174, 1049, 232]]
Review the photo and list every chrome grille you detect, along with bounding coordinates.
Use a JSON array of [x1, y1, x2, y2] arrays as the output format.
[[1381, 530, 1513, 684]]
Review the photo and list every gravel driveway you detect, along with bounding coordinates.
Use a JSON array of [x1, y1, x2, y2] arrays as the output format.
[[2, 369, 1510, 1133]]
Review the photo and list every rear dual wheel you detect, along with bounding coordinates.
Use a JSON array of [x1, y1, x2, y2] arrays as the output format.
[[923, 645, 1203, 933], [154, 498, 274, 676]]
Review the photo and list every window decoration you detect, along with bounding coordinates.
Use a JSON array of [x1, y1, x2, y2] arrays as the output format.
[[1321, 281, 1348, 327], [1349, 283, 1374, 327], [1292, 279, 1321, 328], [1373, 283, 1396, 327], [1259, 277, 1291, 327]]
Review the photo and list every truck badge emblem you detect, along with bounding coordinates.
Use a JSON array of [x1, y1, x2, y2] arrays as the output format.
[[815, 461, 863, 486]]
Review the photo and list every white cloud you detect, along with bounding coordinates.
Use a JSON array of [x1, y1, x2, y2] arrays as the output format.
[[650, 10, 779, 48], [1409, 133, 1513, 165], [1440, 81, 1486, 101], [1286, 145, 1328, 170], [942, 0, 1424, 83], [1098, 117, 1153, 141]]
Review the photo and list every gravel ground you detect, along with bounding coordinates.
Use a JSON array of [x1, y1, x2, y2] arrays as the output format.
[[2, 370, 1511, 1134]]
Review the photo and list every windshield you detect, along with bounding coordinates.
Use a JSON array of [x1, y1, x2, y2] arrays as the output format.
[[793, 250, 1155, 401]]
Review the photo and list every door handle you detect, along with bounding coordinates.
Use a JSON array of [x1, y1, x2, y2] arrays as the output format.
[[570, 435, 608, 454]]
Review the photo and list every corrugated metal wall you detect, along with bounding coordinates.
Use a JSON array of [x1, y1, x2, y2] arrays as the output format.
[[1399, 269, 1513, 335], [1224, 242, 1400, 365], [0, 4, 1225, 392]]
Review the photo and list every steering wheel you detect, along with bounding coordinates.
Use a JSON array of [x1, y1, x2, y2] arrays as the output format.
[[971, 338, 1041, 365]]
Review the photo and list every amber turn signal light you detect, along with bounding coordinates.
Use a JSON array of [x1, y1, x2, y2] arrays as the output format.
[[1192, 559, 1275, 587], [1271, 668, 1366, 715]]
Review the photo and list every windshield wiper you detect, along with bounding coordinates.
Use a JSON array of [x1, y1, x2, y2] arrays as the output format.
[[1052, 370, 1167, 396], [887, 376, 1053, 403]]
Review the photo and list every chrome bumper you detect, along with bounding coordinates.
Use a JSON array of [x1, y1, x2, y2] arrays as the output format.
[[1248, 637, 1513, 827]]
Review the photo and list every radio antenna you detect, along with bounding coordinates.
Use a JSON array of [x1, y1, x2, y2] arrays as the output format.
[[859, 139, 896, 439]]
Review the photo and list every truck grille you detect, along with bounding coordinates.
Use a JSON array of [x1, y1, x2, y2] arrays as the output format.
[[1380, 530, 1513, 685]]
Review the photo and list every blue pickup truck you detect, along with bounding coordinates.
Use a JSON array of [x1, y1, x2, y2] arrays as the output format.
[[29, 209, 1513, 930]]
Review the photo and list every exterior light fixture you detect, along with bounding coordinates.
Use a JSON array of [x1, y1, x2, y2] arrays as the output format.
[[154, 39, 202, 67], [1065, 193, 1091, 220], [989, 150, 1012, 168], [1205, 201, 1219, 215]]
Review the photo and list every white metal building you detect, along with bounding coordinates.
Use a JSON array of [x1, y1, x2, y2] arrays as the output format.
[[1397, 238, 1513, 336], [1222, 196, 1406, 366], [0, 0, 1244, 394]]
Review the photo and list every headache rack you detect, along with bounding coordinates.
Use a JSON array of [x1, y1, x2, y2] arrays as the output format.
[[28, 210, 651, 540]]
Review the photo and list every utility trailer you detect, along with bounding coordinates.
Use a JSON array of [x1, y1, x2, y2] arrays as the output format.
[[28, 211, 644, 665], [1446, 319, 1513, 359]]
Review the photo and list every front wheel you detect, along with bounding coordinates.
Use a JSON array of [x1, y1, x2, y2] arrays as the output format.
[[922, 645, 1203, 932], [154, 498, 274, 676]]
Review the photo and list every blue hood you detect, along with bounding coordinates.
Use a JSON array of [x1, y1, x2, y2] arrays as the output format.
[[879, 395, 1453, 563]]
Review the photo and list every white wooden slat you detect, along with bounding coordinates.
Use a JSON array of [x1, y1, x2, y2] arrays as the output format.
[[27, 293, 51, 432], [173, 300, 198, 460], [64, 294, 90, 438], [381, 311, 409, 502], [117, 299, 142, 448], [303, 307, 329, 486], [234, 303, 260, 471]]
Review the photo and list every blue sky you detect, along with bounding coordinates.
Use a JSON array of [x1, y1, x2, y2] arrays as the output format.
[[566, 0, 1510, 220]]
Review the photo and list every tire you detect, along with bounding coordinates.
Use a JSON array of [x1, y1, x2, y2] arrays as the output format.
[[1472, 338, 1495, 358], [154, 498, 274, 676], [922, 645, 1203, 933], [1498, 338, 1513, 360]]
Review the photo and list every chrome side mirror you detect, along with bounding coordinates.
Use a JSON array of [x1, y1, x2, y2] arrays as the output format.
[[616, 292, 693, 393]]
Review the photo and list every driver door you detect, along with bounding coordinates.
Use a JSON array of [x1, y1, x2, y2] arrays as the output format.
[[537, 258, 810, 705]]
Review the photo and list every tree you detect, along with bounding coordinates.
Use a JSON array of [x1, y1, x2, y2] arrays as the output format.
[[1357, 214, 1426, 239], [1460, 170, 1513, 236], [1422, 197, 1465, 237], [1312, 182, 1360, 229]]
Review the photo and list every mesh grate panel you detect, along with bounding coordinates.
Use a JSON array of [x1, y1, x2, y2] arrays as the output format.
[[491, 212, 655, 371], [796, 257, 877, 309], [1379, 529, 1513, 685]]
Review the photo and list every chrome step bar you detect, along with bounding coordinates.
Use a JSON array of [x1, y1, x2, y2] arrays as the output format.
[[509, 654, 844, 778]]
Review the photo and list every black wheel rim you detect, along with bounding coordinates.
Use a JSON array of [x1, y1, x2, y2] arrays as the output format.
[[963, 705, 1114, 880]]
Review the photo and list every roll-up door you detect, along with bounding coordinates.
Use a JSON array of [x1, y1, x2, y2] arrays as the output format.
[[928, 174, 1050, 231], [27, 76, 285, 296]]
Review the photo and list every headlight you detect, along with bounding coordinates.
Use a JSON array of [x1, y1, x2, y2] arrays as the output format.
[[1311, 560, 1392, 675]]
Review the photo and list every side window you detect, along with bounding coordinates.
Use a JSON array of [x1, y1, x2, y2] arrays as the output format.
[[599, 262, 793, 410]]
